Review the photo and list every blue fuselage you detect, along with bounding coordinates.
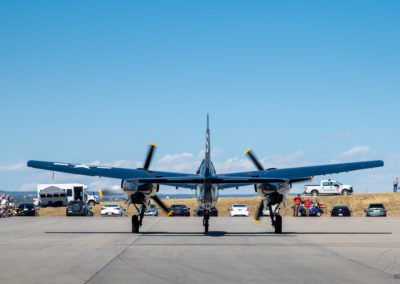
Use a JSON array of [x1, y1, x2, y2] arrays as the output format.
[[195, 160, 219, 210]]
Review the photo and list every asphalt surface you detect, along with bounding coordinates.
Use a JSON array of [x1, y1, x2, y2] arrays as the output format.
[[1, 216, 400, 283]]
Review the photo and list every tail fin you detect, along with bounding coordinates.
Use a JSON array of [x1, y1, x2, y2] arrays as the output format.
[[205, 114, 211, 176]]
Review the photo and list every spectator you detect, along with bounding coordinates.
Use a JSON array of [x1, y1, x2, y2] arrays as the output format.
[[394, 178, 399, 193], [294, 194, 301, 217], [1, 194, 7, 211], [304, 199, 311, 216]]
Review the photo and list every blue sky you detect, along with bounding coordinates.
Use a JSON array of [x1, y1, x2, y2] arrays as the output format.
[[0, 1, 399, 194]]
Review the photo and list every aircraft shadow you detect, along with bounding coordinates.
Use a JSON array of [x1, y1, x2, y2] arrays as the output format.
[[45, 231, 392, 236]]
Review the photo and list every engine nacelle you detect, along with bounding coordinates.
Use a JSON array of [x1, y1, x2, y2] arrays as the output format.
[[255, 182, 290, 196], [122, 180, 158, 196]]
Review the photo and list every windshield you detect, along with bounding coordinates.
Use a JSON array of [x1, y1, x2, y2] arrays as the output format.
[[19, 204, 33, 208], [233, 204, 247, 208], [369, 204, 384, 208], [171, 205, 187, 209], [333, 206, 349, 209], [104, 205, 118, 208], [149, 204, 157, 209]]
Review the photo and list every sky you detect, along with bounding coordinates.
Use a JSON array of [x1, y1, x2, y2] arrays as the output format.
[[0, 1, 399, 194]]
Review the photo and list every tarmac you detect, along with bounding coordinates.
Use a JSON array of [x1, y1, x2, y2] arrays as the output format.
[[1, 216, 400, 283]]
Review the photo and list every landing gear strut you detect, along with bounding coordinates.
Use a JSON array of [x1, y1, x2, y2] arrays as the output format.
[[268, 203, 282, 234], [203, 210, 210, 233], [132, 203, 146, 234]]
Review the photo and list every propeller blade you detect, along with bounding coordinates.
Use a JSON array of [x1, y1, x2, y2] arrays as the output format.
[[143, 143, 157, 170], [99, 185, 122, 197], [244, 149, 264, 171], [253, 199, 264, 223], [151, 195, 172, 216]]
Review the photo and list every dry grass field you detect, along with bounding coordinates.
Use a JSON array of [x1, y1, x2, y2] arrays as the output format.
[[37, 192, 400, 217]]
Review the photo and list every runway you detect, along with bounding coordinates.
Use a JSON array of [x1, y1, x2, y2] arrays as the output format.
[[1, 216, 400, 283]]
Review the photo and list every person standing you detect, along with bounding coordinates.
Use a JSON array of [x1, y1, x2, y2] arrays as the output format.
[[294, 194, 301, 217], [304, 199, 311, 216], [394, 178, 399, 193]]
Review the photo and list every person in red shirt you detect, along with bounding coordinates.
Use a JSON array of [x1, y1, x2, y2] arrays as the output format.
[[294, 194, 301, 217], [304, 199, 311, 216]]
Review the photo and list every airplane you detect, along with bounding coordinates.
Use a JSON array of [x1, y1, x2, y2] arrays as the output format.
[[27, 115, 384, 234]]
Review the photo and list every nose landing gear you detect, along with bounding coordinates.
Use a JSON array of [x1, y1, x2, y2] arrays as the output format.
[[132, 203, 146, 233], [267, 203, 282, 234], [203, 210, 210, 233]]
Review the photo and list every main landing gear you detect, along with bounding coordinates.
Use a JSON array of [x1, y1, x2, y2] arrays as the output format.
[[268, 203, 282, 234], [203, 210, 210, 233], [132, 203, 145, 233]]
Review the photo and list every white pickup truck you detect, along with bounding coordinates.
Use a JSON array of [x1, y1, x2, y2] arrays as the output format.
[[304, 180, 353, 196]]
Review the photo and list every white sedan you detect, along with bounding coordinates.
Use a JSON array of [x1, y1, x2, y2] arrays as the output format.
[[230, 204, 249, 217], [101, 204, 126, 216]]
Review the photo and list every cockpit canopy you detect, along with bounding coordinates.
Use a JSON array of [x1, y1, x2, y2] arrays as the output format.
[[196, 159, 216, 175]]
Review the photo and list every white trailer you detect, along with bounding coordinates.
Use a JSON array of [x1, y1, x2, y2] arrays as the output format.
[[37, 184, 99, 207]]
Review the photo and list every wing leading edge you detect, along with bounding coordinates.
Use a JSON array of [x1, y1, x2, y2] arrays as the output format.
[[223, 160, 384, 180]]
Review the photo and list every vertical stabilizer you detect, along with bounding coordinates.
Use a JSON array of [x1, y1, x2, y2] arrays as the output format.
[[205, 114, 211, 176]]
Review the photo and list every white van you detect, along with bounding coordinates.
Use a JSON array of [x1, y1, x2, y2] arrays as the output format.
[[37, 184, 99, 207]]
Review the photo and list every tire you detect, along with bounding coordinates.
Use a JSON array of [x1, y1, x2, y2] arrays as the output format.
[[316, 211, 321, 217], [274, 215, 282, 234], [311, 190, 318, 196], [341, 190, 349, 195], [132, 215, 139, 233], [88, 201, 95, 207]]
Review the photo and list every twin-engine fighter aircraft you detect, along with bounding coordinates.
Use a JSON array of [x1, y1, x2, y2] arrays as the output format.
[[27, 116, 383, 233]]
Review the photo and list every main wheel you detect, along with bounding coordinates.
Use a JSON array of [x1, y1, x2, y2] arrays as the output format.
[[88, 201, 95, 207], [274, 215, 282, 234], [316, 211, 321, 217], [312, 190, 318, 196], [342, 190, 349, 195], [204, 219, 209, 233], [132, 215, 139, 233]]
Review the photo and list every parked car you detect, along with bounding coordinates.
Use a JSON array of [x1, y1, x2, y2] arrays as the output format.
[[139, 204, 159, 216], [66, 200, 93, 216], [304, 179, 353, 196], [331, 206, 351, 217], [230, 204, 249, 217], [16, 203, 39, 216], [194, 206, 218, 216], [365, 203, 387, 217], [101, 204, 126, 216], [169, 204, 190, 216]]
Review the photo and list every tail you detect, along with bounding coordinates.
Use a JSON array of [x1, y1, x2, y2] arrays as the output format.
[[205, 114, 211, 176]]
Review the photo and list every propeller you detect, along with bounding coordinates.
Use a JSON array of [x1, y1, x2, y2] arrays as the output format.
[[143, 143, 157, 170], [99, 185, 122, 197], [244, 148, 274, 223], [142, 143, 172, 216], [253, 199, 264, 223], [244, 148, 264, 171]]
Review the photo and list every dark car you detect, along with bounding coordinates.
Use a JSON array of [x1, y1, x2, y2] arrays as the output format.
[[66, 200, 93, 216], [169, 204, 190, 216], [17, 203, 39, 216], [365, 203, 386, 217], [331, 206, 351, 217], [194, 206, 218, 217]]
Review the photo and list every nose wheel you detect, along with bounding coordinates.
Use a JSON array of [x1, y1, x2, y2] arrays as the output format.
[[268, 203, 282, 234], [132, 203, 146, 234], [203, 210, 210, 233]]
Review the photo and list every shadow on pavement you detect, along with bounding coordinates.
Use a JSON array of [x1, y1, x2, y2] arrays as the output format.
[[45, 231, 392, 236]]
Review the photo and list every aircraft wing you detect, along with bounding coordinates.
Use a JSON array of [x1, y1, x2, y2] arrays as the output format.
[[26, 160, 196, 180], [222, 160, 384, 180], [126, 176, 289, 184]]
